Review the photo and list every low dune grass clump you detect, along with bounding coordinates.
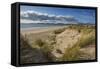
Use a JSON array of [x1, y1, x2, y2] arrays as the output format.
[[78, 25, 95, 48], [34, 39, 52, 51], [34, 39, 45, 47], [34, 38, 55, 61], [78, 32, 95, 48], [61, 45, 82, 61], [53, 27, 67, 34]]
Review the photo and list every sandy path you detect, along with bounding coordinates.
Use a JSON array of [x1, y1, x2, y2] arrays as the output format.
[[52, 29, 81, 58]]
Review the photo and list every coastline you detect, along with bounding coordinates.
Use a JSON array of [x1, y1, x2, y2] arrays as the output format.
[[21, 26, 67, 35]]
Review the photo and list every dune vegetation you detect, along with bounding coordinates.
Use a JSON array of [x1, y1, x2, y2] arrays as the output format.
[[60, 25, 95, 61], [20, 24, 96, 64]]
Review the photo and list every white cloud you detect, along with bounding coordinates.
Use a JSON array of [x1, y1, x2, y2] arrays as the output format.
[[20, 10, 78, 24], [21, 19, 35, 23]]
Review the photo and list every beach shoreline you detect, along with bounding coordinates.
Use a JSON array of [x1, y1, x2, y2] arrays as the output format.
[[21, 26, 67, 35]]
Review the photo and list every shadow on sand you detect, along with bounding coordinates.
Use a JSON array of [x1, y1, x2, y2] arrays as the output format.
[[20, 35, 50, 64]]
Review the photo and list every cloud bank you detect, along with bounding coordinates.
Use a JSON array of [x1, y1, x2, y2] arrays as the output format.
[[20, 10, 79, 24]]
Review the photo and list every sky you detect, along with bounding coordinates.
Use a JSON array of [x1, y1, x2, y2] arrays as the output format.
[[20, 5, 96, 24]]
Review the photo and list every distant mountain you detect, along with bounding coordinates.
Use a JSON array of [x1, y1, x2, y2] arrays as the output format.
[[78, 22, 95, 25]]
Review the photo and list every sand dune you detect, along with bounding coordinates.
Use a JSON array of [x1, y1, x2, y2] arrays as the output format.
[[52, 29, 81, 58], [20, 25, 95, 63]]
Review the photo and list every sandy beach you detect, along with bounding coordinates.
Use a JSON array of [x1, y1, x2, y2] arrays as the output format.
[[21, 26, 67, 35]]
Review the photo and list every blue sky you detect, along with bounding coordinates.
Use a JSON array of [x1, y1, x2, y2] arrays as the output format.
[[20, 5, 96, 24]]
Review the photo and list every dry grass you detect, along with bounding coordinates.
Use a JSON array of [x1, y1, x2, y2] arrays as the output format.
[[34, 38, 56, 61], [68, 25, 95, 48], [78, 32, 95, 48], [61, 46, 82, 61], [34, 39, 45, 47], [21, 24, 95, 62], [60, 25, 95, 61], [53, 27, 67, 34]]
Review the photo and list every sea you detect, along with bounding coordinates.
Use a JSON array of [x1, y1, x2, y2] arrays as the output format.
[[21, 23, 67, 31]]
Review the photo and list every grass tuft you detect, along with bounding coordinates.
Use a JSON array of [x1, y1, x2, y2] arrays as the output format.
[[34, 39, 45, 47], [61, 45, 82, 61], [53, 27, 66, 34]]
